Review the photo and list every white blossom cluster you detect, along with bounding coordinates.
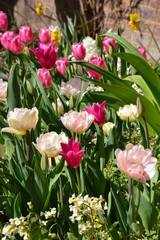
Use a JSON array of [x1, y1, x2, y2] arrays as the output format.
[[82, 37, 100, 61], [69, 194, 108, 239], [87, 85, 104, 92], [2, 206, 57, 240]]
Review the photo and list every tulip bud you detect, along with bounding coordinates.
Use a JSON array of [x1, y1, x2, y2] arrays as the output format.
[[72, 42, 86, 60], [56, 57, 69, 76], [26, 80, 34, 95], [39, 28, 51, 44], [103, 37, 116, 55], [41, 153, 49, 172], [136, 97, 145, 117], [0, 11, 8, 31], [19, 25, 34, 44], [137, 47, 147, 60]]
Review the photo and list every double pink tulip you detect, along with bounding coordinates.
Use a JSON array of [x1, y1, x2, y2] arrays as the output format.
[[39, 28, 51, 44], [1, 31, 23, 54], [87, 56, 106, 80], [37, 68, 52, 88], [61, 110, 94, 134], [115, 144, 157, 183], [59, 137, 85, 168], [72, 42, 86, 60], [56, 57, 69, 76], [84, 101, 106, 126], [0, 11, 8, 31], [29, 42, 58, 69], [19, 25, 34, 44], [137, 47, 147, 60], [1, 31, 16, 49], [103, 37, 116, 54]]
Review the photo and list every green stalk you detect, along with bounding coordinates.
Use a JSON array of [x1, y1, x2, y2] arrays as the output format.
[[75, 168, 81, 194], [142, 116, 149, 149]]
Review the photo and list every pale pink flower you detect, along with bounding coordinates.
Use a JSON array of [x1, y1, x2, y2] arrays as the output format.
[[39, 28, 51, 44], [19, 25, 34, 44], [115, 144, 157, 183], [0, 78, 7, 101], [61, 110, 94, 134]]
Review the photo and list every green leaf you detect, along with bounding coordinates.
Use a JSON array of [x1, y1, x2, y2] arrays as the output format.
[[34, 161, 49, 204], [86, 158, 106, 196], [7, 63, 21, 111], [13, 193, 22, 217]]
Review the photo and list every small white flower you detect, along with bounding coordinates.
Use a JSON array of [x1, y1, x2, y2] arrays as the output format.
[[117, 104, 139, 122], [102, 122, 115, 137]]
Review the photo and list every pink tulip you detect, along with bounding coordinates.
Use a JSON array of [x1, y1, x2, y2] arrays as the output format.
[[103, 37, 116, 54], [19, 25, 34, 44], [1, 31, 16, 49], [137, 47, 147, 60], [0, 11, 8, 31], [0, 32, 3, 42], [29, 42, 58, 69], [84, 101, 106, 126], [56, 57, 69, 76], [39, 28, 51, 44], [72, 42, 86, 60], [61, 110, 94, 134], [115, 144, 157, 183], [59, 137, 85, 168], [87, 56, 106, 80], [37, 68, 52, 88], [9, 36, 24, 54]]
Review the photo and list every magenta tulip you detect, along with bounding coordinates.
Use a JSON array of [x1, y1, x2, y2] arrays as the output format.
[[59, 137, 85, 168], [19, 25, 34, 44], [39, 28, 51, 44], [137, 47, 147, 60], [56, 57, 69, 76], [72, 42, 86, 60], [9, 36, 24, 54], [37, 68, 52, 88], [103, 37, 116, 54], [29, 42, 58, 69], [84, 101, 106, 126], [87, 56, 106, 80], [0, 11, 8, 31]]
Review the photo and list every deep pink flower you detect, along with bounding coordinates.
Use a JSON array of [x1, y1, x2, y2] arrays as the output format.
[[9, 36, 24, 54], [37, 68, 52, 88], [59, 137, 85, 168], [84, 101, 106, 126], [56, 57, 69, 76], [103, 37, 116, 54], [1, 31, 16, 49], [115, 144, 157, 183], [19, 25, 34, 44], [29, 42, 58, 69], [72, 42, 86, 60], [137, 47, 147, 60], [39, 28, 51, 44], [0, 32, 3, 42], [0, 11, 8, 31], [87, 56, 106, 80]]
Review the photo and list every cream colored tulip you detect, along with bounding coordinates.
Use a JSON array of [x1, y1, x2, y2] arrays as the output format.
[[0, 78, 7, 101], [33, 131, 68, 158], [117, 104, 139, 122], [102, 122, 115, 137], [52, 98, 69, 115], [2, 107, 38, 135]]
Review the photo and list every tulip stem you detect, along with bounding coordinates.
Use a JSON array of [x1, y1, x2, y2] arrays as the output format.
[[143, 116, 149, 149], [128, 177, 132, 200], [75, 168, 81, 194], [59, 176, 63, 208], [26, 131, 30, 161]]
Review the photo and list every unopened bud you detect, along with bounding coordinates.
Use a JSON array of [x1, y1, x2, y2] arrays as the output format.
[[136, 97, 145, 116]]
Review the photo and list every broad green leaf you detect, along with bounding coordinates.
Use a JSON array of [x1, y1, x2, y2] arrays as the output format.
[[7, 63, 21, 111], [13, 193, 21, 217]]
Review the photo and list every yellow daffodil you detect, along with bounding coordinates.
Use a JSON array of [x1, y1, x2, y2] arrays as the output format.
[[129, 13, 140, 32], [50, 26, 61, 46], [36, 2, 44, 16]]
